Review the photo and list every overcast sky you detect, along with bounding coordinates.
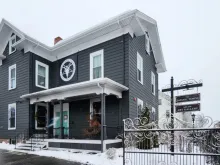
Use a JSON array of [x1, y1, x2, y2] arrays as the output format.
[[0, 0, 219, 121]]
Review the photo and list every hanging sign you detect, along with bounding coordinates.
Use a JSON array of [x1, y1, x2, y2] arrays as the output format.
[[176, 93, 200, 103], [176, 103, 200, 113]]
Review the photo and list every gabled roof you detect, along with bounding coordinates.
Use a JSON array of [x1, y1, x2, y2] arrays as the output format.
[[0, 9, 166, 72]]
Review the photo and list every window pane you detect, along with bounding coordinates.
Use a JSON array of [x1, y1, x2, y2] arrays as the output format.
[[138, 69, 141, 81], [37, 106, 47, 128], [11, 79, 15, 88], [152, 84, 154, 93], [10, 106, 15, 128], [93, 67, 101, 79], [11, 68, 15, 78], [137, 58, 141, 69], [11, 47, 16, 53], [93, 55, 101, 68], [38, 65, 46, 77], [12, 38, 16, 45], [38, 75, 45, 86]]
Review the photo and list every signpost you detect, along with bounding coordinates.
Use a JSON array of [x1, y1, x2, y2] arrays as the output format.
[[176, 103, 200, 113], [162, 77, 203, 153], [176, 93, 200, 103]]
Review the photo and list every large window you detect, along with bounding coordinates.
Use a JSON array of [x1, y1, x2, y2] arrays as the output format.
[[137, 98, 143, 117], [9, 64, 16, 90], [137, 52, 143, 84], [9, 34, 17, 54], [35, 104, 47, 130], [8, 103, 16, 130], [90, 49, 104, 80], [36, 61, 49, 89], [151, 71, 156, 95]]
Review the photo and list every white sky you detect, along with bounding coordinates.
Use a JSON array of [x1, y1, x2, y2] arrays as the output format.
[[0, 0, 219, 121]]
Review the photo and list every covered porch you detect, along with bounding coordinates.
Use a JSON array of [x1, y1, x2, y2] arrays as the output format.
[[21, 78, 128, 152]]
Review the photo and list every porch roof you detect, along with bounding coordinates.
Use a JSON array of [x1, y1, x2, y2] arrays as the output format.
[[20, 78, 128, 104]]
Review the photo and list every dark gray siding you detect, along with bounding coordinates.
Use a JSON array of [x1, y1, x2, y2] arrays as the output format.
[[29, 53, 53, 93], [0, 44, 30, 139], [50, 34, 130, 87], [128, 35, 159, 119]]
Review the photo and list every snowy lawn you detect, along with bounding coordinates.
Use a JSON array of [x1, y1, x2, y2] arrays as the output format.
[[0, 142, 123, 165]]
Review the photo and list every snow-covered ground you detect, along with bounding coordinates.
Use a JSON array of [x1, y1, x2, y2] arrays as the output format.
[[0, 142, 214, 165], [0, 142, 123, 165]]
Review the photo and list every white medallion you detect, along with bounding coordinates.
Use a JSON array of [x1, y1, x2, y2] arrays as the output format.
[[60, 59, 76, 81]]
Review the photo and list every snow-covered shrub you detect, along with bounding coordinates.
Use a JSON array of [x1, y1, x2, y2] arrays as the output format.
[[106, 148, 116, 159]]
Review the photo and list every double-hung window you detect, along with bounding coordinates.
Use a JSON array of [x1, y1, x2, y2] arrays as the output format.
[[137, 98, 143, 117], [9, 34, 17, 54], [137, 52, 143, 84], [36, 61, 49, 89], [8, 103, 16, 130], [90, 49, 104, 80], [151, 71, 156, 95], [9, 64, 16, 90], [145, 33, 151, 55]]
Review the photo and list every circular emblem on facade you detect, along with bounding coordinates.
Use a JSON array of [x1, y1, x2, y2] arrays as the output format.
[[60, 59, 76, 81]]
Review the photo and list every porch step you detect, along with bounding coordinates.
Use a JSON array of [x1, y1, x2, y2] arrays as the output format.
[[15, 139, 48, 151]]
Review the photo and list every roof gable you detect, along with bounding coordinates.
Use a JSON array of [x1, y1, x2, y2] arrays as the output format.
[[0, 10, 166, 72]]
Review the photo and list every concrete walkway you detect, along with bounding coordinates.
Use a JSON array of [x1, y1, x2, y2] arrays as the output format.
[[0, 149, 85, 165]]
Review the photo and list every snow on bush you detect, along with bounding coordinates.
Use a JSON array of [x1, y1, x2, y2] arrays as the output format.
[[106, 148, 116, 159]]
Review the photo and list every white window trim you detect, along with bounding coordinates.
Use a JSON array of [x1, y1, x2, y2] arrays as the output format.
[[35, 60, 49, 89], [137, 98, 143, 117], [145, 34, 150, 55], [90, 49, 104, 80], [8, 64, 16, 90], [137, 52, 143, 84], [9, 35, 17, 55], [8, 103, 16, 130], [35, 103, 48, 130], [151, 71, 156, 95]]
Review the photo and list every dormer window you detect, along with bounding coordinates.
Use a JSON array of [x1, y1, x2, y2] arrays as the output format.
[[145, 33, 150, 55], [9, 34, 17, 54]]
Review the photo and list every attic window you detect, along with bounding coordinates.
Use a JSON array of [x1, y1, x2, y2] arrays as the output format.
[[145, 33, 150, 55], [9, 34, 17, 55]]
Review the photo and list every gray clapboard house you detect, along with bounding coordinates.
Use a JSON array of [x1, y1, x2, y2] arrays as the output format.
[[0, 9, 166, 151]]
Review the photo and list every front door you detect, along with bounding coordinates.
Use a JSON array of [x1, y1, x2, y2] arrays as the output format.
[[54, 103, 69, 137]]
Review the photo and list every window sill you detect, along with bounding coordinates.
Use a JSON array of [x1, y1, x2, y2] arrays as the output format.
[[8, 128, 16, 130], [8, 87, 16, 91], [151, 92, 156, 96], [36, 84, 48, 90], [137, 80, 143, 85]]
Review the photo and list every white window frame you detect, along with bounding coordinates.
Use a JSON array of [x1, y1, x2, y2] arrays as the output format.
[[137, 98, 144, 117], [151, 71, 156, 95], [9, 35, 17, 55], [90, 49, 104, 80], [8, 64, 16, 90], [35, 60, 49, 89], [8, 103, 16, 130], [137, 52, 143, 84], [145, 34, 150, 55]]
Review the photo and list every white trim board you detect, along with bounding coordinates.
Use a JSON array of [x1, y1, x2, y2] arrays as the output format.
[[21, 78, 129, 104]]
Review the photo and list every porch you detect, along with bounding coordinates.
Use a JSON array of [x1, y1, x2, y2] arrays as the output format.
[[21, 78, 128, 152]]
